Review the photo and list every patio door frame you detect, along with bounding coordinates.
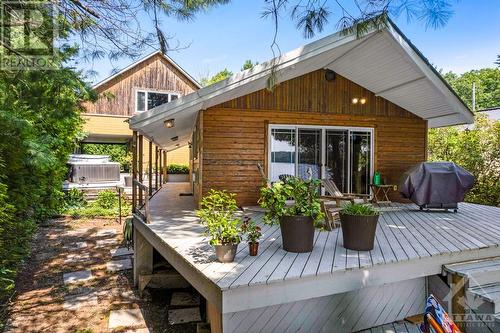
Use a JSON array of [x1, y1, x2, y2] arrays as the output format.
[[267, 124, 375, 194]]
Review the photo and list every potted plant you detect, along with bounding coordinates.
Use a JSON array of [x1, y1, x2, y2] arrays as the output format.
[[241, 216, 262, 256], [196, 189, 241, 263], [339, 203, 379, 251], [259, 177, 324, 253]]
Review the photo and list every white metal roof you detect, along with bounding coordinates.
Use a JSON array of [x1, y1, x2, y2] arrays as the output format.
[[129, 22, 473, 151], [93, 50, 201, 90]]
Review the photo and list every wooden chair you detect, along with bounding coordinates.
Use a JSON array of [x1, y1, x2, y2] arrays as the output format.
[[321, 178, 370, 206], [320, 179, 370, 230]]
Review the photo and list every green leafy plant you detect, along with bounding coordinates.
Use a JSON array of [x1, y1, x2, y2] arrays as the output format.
[[196, 190, 241, 245], [95, 190, 117, 209], [167, 164, 189, 174], [259, 177, 325, 225], [241, 216, 262, 243], [340, 202, 379, 216], [64, 188, 87, 209]]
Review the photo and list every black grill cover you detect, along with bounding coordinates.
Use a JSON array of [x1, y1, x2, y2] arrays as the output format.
[[399, 162, 474, 206]]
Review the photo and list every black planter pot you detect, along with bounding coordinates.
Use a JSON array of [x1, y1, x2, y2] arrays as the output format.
[[214, 243, 239, 263], [339, 213, 379, 251], [279, 215, 314, 253]]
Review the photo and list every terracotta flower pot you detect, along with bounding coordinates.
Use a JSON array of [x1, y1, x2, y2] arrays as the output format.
[[248, 242, 259, 256], [279, 215, 314, 253], [214, 243, 239, 263], [339, 213, 379, 251]]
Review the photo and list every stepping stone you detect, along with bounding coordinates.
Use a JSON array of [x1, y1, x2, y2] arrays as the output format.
[[167, 307, 202, 325], [64, 253, 90, 264], [63, 292, 98, 310], [107, 258, 132, 272], [95, 229, 118, 237], [124, 329, 150, 333], [63, 270, 93, 285], [65, 229, 88, 236], [120, 290, 139, 302], [111, 247, 134, 258], [170, 292, 200, 307], [96, 239, 119, 248], [64, 241, 87, 250], [108, 309, 146, 329]]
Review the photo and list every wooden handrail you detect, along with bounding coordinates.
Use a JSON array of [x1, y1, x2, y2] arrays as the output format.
[[133, 179, 151, 223]]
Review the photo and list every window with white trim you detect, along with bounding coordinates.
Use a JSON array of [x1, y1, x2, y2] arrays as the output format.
[[136, 90, 179, 112]]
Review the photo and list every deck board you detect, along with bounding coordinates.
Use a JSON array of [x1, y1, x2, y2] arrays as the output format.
[[139, 183, 500, 313]]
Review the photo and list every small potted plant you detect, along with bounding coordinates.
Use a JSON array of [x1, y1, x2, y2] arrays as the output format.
[[241, 216, 262, 256], [259, 177, 324, 253], [196, 189, 241, 263], [339, 203, 379, 251]]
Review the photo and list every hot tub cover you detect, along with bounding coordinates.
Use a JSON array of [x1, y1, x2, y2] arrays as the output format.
[[399, 162, 474, 206]]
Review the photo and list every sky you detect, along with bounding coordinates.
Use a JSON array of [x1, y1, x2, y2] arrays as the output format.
[[80, 0, 500, 85]]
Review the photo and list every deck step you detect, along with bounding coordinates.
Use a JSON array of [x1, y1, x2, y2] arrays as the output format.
[[467, 283, 500, 314], [444, 257, 500, 287]]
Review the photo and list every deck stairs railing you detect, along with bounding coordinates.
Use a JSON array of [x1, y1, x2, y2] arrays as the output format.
[[444, 257, 500, 329], [133, 179, 152, 223]]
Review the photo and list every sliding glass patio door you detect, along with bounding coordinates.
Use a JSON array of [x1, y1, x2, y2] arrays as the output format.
[[269, 126, 373, 194], [325, 130, 349, 193], [298, 129, 322, 180]]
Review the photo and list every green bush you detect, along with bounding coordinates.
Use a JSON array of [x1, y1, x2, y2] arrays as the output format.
[[64, 188, 87, 209], [167, 164, 189, 174], [428, 114, 500, 207], [340, 202, 379, 216], [95, 190, 117, 209]]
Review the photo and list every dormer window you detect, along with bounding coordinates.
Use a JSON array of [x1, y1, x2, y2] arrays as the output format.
[[136, 90, 179, 112]]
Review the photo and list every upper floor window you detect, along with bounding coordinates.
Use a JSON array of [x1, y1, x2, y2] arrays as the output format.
[[136, 90, 179, 112]]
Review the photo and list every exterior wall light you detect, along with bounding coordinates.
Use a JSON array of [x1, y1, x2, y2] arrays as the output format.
[[360, 98, 366, 105], [352, 98, 359, 104], [164, 119, 175, 128]]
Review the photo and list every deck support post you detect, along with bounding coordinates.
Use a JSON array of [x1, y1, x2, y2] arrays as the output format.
[[449, 274, 467, 331], [158, 149, 163, 186], [132, 131, 137, 212], [163, 150, 167, 183], [138, 134, 143, 206], [206, 301, 223, 333], [155, 146, 158, 191], [148, 140, 152, 196], [133, 226, 153, 287]]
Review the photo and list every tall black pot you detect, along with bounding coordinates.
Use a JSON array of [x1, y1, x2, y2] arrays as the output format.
[[339, 213, 379, 251], [279, 215, 314, 253]]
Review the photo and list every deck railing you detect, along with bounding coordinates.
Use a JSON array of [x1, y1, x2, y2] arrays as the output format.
[[133, 179, 151, 223], [131, 131, 168, 224]]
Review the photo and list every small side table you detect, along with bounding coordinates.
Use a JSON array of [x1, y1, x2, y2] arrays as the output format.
[[370, 184, 398, 205]]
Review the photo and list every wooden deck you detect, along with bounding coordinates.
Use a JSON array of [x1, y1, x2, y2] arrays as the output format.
[[134, 183, 500, 315]]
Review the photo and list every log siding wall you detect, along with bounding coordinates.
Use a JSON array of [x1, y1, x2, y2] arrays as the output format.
[[84, 53, 198, 116], [201, 70, 427, 206]]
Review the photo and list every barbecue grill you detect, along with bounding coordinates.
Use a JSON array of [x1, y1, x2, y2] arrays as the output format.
[[399, 162, 474, 212]]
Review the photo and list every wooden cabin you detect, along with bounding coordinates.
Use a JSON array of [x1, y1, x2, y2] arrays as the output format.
[[82, 51, 200, 166], [125, 22, 500, 333], [130, 24, 472, 206]]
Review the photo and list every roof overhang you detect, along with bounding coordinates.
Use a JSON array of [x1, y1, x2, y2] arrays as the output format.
[[129, 22, 473, 151]]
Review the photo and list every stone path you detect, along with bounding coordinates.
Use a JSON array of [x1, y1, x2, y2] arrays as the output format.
[[59, 227, 153, 332], [57, 224, 201, 333]]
